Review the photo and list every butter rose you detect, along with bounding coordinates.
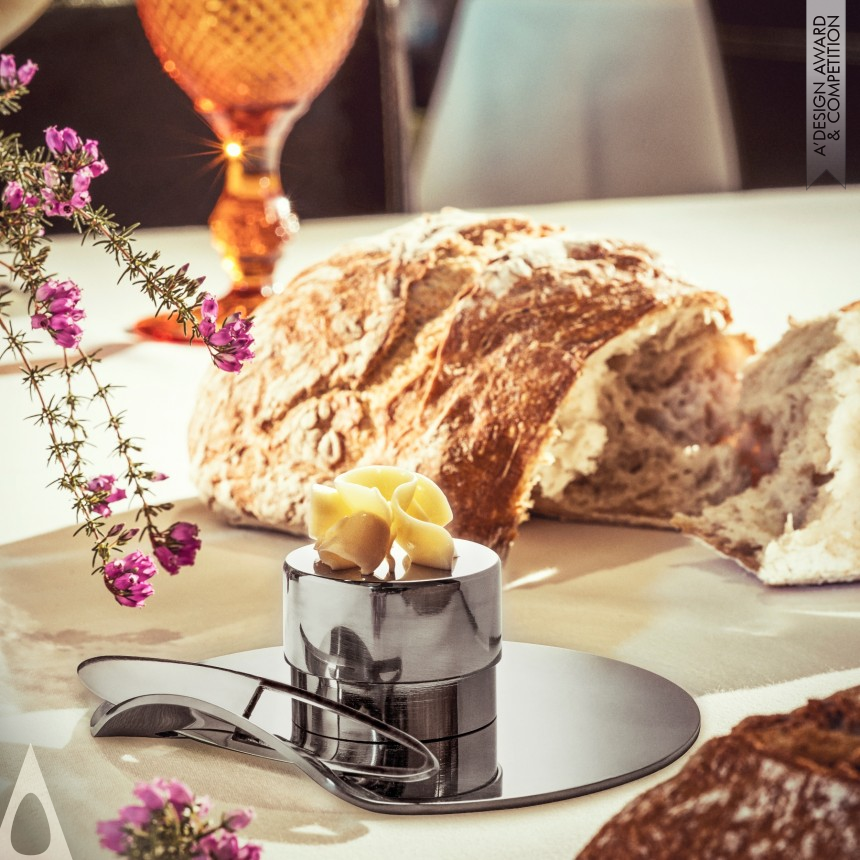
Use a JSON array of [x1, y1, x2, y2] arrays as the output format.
[[309, 466, 456, 575]]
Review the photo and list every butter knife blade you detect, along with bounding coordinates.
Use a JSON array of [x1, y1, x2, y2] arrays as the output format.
[[78, 655, 263, 718], [77, 654, 439, 785]]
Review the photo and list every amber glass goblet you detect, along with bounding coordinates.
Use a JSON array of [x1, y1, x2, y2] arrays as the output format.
[[134, 0, 368, 341]]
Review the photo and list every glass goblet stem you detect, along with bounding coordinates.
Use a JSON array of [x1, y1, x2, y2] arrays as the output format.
[[206, 103, 305, 319], [131, 103, 305, 342]]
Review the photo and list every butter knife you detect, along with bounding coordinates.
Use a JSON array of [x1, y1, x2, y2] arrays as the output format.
[[77, 655, 439, 801]]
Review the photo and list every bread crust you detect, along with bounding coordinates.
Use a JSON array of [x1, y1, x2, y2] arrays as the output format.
[[577, 687, 860, 860], [674, 515, 763, 571], [188, 211, 732, 554]]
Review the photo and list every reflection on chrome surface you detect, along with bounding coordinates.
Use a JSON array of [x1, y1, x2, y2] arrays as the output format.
[[284, 539, 502, 799]]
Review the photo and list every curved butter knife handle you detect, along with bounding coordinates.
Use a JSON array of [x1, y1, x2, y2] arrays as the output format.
[[91, 692, 439, 785]]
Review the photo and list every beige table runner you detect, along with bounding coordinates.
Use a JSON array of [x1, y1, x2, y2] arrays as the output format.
[[2, 500, 858, 858]]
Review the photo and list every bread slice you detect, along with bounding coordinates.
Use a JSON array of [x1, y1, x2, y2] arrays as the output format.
[[188, 210, 751, 554], [675, 302, 860, 585], [533, 299, 753, 526], [577, 686, 860, 860]]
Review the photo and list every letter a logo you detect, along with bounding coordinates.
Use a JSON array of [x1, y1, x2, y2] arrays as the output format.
[[0, 746, 74, 858]]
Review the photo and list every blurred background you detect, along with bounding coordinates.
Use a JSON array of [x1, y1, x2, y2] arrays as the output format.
[[0, 0, 857, 229]]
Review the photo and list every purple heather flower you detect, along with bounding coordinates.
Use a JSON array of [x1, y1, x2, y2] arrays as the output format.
[[198, 294, 254, 372], [3, 181, 23, 210], [39, 128, 107, 218], [194, 832, 262, 860], [195, 794, 212, 818], [42, 186, 86, 217], [76, 140, 108, 178], [44, 126, 63, 154], [101, 779, 258, 859], [69, 188, 91, 210], [41, 163, 58, 188], [86, 474, 127, 517], [201, 294, 219, 318], [71, 168, 94, 209], [242, 842, 263, 860], [41, 189, 73, 218], [31, 278, 85, 349], [132, 777, 197, 816], [166, 779, 195, 813], [72, 167, 92, 192], [16, 60, 37, 85], [96, 819, 130, 854], [152, 521, 201, 574], [63, 127, 81, 151], [36, 278, 78, 304], [223, 808, 255, 832], [0, 54, 15, 81], [117, 805, 151, 827], [132, 781, 165, 811], [3, 180, 39, 210], [103, 550, 157, 608], [83, 143, 108, 178], [44, 125, 82, 156], [0, 54, 36, 88], [50, 327, 81, 349], [213, 352, 242, 372], [199, 292, 219, 339], [96, 804, 152, 854]]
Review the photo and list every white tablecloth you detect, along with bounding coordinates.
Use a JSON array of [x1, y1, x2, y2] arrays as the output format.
[[1, 186, 859, 858]]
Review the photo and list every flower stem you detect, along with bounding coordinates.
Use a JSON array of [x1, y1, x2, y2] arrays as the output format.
[[0, 314, 109, 563], [79, 211, 204, 341], [75, 348, 164, 539]]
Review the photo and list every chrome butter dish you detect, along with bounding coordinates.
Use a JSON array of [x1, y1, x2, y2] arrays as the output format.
[[78, 538, 700, 814], [283, 539, 502, 798]]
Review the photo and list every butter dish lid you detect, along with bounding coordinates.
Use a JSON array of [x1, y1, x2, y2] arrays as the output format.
[[283, 538, 502, 682]]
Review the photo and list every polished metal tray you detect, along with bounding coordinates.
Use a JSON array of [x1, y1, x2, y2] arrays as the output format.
[[211, 640, 699, 813], [80, 640, 698, 814]]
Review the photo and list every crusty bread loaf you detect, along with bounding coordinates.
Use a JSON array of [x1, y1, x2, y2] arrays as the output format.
[[188, 209, 751, 553], [577, 686, 860, 860], [675, 302, 860, 585]]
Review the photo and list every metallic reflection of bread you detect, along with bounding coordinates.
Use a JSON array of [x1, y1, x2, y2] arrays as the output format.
[[577, 686, 860, 860], [188, 210, 751, 554]]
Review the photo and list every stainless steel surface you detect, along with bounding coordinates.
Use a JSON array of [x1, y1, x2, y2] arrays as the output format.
[[77, 655, 439, 786], [284, 538, 502, 764], [209, 641, 701, 813], [299, 721, 500, 800], [283, 539, 502, 683], [290, 663, 496, 741]]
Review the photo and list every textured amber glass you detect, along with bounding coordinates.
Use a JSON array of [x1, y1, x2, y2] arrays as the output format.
[[133, 0, 368, 340], [137, 0, 368, 111]]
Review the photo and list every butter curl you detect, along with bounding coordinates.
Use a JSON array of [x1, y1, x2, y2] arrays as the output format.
[[309, 466, 455, 575]]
